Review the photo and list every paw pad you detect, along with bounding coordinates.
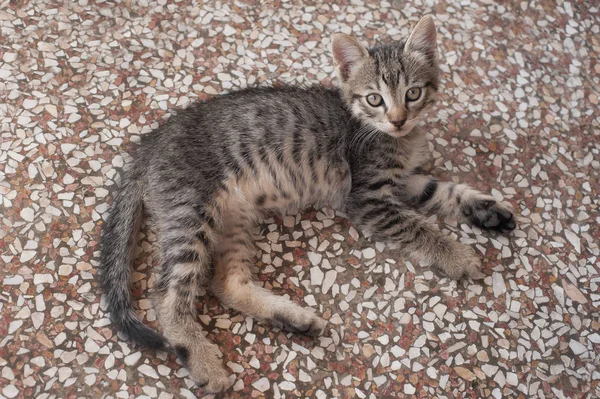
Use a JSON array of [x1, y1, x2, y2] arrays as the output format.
[[464, 199, 516, 232]]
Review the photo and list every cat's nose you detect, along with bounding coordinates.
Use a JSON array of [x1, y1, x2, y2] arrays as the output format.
[[390, 119, 406, 129]]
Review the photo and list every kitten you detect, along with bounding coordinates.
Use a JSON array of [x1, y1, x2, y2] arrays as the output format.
[[99, 15, 515, 392]]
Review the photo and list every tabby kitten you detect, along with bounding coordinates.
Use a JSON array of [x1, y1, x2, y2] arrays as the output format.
[[99, 15, 515, 392]]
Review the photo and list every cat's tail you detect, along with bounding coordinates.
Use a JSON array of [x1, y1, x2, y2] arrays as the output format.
[[99, 172, 166, 350]]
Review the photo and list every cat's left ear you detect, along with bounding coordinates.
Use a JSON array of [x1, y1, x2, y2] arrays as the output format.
[[331, 33, 369, 82], [404, 15, 437, 59]]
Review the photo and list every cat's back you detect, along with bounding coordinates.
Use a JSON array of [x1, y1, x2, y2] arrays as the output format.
[[135, 85, 352, 194], [141, 85, 348, 151]]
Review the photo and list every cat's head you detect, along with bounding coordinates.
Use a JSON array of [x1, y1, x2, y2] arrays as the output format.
[[332, 15, 439, 138]]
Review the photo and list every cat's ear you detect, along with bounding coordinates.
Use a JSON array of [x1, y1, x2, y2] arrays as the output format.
[[404, 15, 437, 59], [331, 33, 369, 81]]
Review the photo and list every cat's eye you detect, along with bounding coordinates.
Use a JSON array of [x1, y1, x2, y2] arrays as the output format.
[[406, 87, 422, 101], [366, 93, 384, 107]]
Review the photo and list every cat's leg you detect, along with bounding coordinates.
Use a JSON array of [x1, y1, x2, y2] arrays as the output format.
[[396, 174, 516, 232], [346, 193, 484, 279], [154, 218, 229, 392], [211, 219, 326, 335]]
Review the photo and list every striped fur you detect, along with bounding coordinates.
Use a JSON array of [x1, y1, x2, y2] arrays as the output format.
[[98, 16, 515, 392]]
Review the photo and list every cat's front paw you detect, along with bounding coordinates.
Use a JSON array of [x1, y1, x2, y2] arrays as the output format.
[[462, 198, 516, 233], [270, 309, 327, 336]]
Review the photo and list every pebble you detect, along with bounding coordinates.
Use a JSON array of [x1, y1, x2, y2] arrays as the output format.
[[569, 340, 587, 356], [564, 230, 581, 253], [563, 283, 588, 304], [138, 364, 159, 379], [454, 367, 476, 381], [2, 385, 19, 398], [492, 273, 507, 297], [20, 207, 35, 222], [253, 377, 270, 392], [124, 352, 142, 366], [311, 266, 324, 286], [322, 270, 337, 294]]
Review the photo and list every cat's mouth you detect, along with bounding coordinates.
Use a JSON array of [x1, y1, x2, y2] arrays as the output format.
[[381, 121, 416, 138]]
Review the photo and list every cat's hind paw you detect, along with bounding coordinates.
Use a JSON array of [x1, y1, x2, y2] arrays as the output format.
[[175, 342, 230, 393], [433, 241, 485, 281]]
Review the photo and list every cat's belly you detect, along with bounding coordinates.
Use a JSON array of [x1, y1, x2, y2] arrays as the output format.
[[220, 159, 351, 220], [401, 127, 430, 172]]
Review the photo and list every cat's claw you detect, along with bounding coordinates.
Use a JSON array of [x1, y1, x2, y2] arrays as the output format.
[[271, 311, 327, 336], [468, 269, 486, 280]]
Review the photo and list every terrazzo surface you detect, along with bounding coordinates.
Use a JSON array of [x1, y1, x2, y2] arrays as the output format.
[[1, 0, 599, 398]]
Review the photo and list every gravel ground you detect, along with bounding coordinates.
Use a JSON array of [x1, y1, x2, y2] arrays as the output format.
[[1, 0, 599, 398]]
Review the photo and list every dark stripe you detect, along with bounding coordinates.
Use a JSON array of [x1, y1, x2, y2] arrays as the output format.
[[389, 70, 398, 88], [447, 183, 455, 199], [399, 60, 407, 86], [205, 214, 215, 229], [367, 178, 395, 191], [390, 224, 420, 243], [376, 214, 405, 233], [362, 106, 378, 118], [239, 142, 257, 174], [428, 202, 442, 215], [258, 147, 282, 190], [168, 211, 214, 232], [287, 164, 298, 189], [418, 180, 438, 204], [217, 180, 228, 193], [178, 272, 195, 286], [308, 150, 318, 183], [221, 142, 242, 175], [360, 205, 394, 224], [258, 146, 270, 163], [292, 130, 303, 165], [229, 238, 249, 248], [155, 269, 171, 294], [410, 166, 424, 175], [356, 197, 387, 208], [275, 147, 286, 165], [255, 194, 266, 206], [169, 250, 200, 265], [195, 231, 209, 246], [382, 73, 389, 87], [175, 345, 190, 366], [175, 298, 195, 316], [192, 205, 214, 225]]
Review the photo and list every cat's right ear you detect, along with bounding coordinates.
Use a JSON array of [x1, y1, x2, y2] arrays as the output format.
[[404, 15, 437, 60], [331, 33, 369, 82]]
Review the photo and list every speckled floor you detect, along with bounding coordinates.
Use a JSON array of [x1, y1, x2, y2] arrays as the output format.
[[1, 0, 599, 398]]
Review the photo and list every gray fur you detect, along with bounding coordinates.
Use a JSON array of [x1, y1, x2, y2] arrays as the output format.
[[98, 16, 515, 392]]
